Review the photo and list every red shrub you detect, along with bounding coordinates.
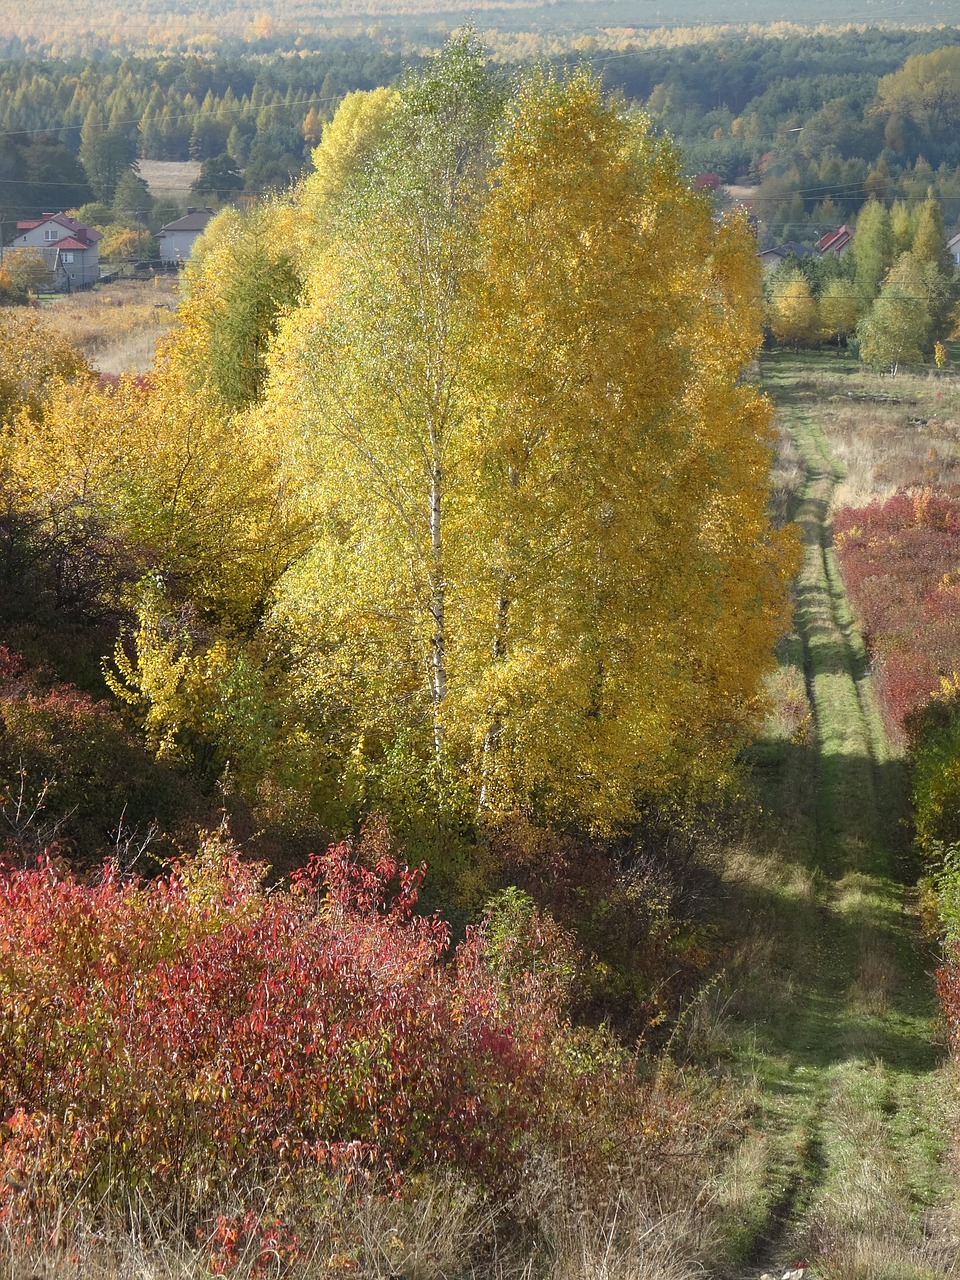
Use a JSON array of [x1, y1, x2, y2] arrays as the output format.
[[835, 491, 960, 731], [0, 825, 700, 1266]]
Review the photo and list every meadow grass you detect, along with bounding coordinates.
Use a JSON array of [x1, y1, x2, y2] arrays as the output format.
[[701, 351, 960, 1279], [38, 277, 181, 373], [138, 159, 202, 200]]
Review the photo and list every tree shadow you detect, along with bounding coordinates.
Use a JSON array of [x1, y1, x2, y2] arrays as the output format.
[[729, 737, 940, 1077]]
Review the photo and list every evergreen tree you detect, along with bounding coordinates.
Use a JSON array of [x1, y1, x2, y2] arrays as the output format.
[[81, 128, 135, 204]]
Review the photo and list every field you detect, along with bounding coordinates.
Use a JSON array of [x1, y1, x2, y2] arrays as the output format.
[[138, 160, 202, 201], [790, 355, 960, 512], [37, 279, 181, 374]]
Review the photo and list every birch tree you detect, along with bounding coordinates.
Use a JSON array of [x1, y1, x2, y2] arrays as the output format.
[[254, 41, 793, 833]]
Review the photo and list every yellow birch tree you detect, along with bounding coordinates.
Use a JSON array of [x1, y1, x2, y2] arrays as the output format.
[[258, 43, 793, 834]]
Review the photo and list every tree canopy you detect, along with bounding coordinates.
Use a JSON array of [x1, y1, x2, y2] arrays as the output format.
[[233, 40, 794, 834]]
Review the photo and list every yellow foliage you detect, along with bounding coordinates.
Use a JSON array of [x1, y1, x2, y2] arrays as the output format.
[[163, 198, 302, 409], [768, 270, 819, 348], [259, 55, 795, 833], [301, 87, 399, 222], [0, 308, 89, 426], [97, 225, 141, 261], [7, 366, 306, 627]]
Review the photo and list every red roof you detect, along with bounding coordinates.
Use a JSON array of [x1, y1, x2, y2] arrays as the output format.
[[816, 225, 852, 254], [55, 237, 90, 252], [14, 212, 101, 244]]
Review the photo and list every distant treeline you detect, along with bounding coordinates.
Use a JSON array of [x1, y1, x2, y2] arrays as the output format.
[[0, 26, 957, 237]]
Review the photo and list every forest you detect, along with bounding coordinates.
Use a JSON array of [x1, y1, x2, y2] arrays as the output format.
[[0, 24, 960, 249], [3, 15, 960, 1280]]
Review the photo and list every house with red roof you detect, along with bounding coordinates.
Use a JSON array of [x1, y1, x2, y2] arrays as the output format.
[[815, 225, 853, 257], [10, 212, 101, 289]]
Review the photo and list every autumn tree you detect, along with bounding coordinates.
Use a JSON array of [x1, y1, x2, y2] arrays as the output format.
[[252, 41, 792, 834], [3, 247, 51, 295], [857, 275, 929, 375], [768, 268, 819, 348], [818, 279, 860, 349], [167, 200, 302, 410], [912, 197, 955, 281], [0, 310, 88, 425], [301, 86, 399, 215], [852, 199, 895, 305], [8, 366, 305, 630], [874, 48, 960, 136]]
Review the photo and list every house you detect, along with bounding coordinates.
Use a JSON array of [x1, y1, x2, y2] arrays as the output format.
[[760, 242, 813, 270], [158, 207, 215, 265], [759, 247, 787, 272], [948, 231, 960, 268], [816, 225, 853, 256], [10, 211, 101, 289]]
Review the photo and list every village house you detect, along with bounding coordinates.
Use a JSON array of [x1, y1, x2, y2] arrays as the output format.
[[10, 211, 101, 290], [158, 207, 215, 265], [948, 231, 960, 268], [815, 224, 853, 256]]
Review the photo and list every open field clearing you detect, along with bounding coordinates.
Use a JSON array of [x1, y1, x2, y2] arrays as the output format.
[[36, 278, 181, 373], [778, 353, 960, 512], [138, 159, 201, 199]]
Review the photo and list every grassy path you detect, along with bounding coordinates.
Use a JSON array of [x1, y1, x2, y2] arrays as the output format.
[[715, 360, 955, 1279]]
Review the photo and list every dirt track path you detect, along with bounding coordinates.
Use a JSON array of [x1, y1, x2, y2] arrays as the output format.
[[718, 362, 955, 1279]]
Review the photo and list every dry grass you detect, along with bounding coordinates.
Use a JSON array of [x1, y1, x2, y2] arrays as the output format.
[[138, 159, 202, 199], [0, 1161, 720, 1280], [793, 359, 960, 510], [37, 278, 181, 374]]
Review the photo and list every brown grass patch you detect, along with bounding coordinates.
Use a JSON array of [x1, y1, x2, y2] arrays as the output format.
[[37, 278, 180, 374], [137, 159, 201, 198], [802, 362, 960, 510]]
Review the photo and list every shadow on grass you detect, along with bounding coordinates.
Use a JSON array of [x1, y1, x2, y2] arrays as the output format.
[[733, 736, 939, 1076]]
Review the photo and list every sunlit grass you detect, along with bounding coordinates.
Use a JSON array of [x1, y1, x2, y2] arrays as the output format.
[[38, 278, 181, 373]]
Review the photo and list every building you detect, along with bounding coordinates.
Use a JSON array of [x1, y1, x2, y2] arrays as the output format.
[[948, 231, 960, 268], [10, 212, 101, 289], [158, 208, 216, 265], [759, 242, 813, 271], [815, 225, 853, 256]]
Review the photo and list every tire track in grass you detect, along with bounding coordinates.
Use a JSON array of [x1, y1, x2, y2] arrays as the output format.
[[718, 358, 954, 1280]]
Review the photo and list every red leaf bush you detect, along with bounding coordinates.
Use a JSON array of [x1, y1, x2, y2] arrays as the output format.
[[834, 491, 960, 731], [0, 823, 704, 1267]]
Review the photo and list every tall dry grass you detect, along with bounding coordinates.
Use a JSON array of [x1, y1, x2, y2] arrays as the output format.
[[38, 278, 181, 374], [797, 361, 960, 509], [0, 1158, 721, 1279]]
